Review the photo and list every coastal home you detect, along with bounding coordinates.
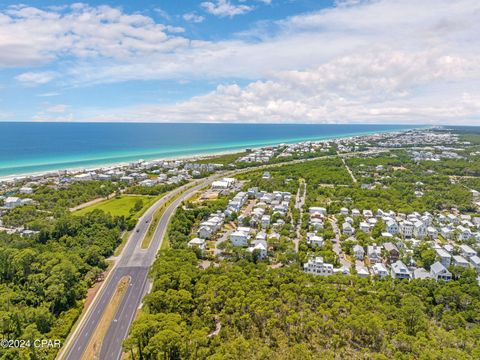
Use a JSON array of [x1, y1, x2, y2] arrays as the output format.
[[230, 230, 250, 247], [310, 217, 324, 230], [383, 242, 400, 263], [4, 197, 33, 209], [413, 221, 427, 239], [188, 238, 206, 252], [363, 209, 373, 218], [351, 209, 361, 217], [359, 222, 370, 233], [342, 222, 355, 236], [452, 255, 469, 268], [309, 207, 327, 216], [367, 244, 382, 264], [19, 187, 33, 194], [436, 248, 452, 268], [356, 266, 370, 278], [427, 226, 438, 239], [391, 260, 411, 280], [340, 208, 349, 216], [441, 227, 453, 240], [261, 215, 271, 229], [247, 243, 267, 259], [457, 226, 473, 242], [303, 256, 334, 276], [307, 234, 324, 248], [430, 262, 452, 281], [414, 268, 432, 280], [470, 255, 480, 273], [353, 245, 365, 260], [400, 221, 414, 239], [459, 244, 477, 259], [385, 219, 399, 235], [372, 263, 389, 278]]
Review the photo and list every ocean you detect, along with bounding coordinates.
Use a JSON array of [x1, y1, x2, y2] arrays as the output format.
[[0, 122, 421, 177]]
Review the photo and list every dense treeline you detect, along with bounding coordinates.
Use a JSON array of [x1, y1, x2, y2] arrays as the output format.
[[128, 182, 186, 196], [0, 202, 127, 359], [125, 249, 480, 359], [31, 181, 120, 211]]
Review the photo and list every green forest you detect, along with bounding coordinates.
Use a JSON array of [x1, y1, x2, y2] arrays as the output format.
[[124, 249, 480, 360]]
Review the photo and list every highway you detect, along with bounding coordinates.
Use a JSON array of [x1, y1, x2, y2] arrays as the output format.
[[60, 176, 219, 360]]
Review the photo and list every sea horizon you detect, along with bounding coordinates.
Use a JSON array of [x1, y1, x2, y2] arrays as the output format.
[[0, 122, 427, 178]]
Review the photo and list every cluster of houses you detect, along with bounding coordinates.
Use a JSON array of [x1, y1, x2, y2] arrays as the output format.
[[409, 149, 464, 162], [277, 141, 332, 158], [188, 183, 293, 259], [237, 148, 276, 163], [303, 206, 480, 282]]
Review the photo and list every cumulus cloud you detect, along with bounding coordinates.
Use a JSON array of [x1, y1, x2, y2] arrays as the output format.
[[183, 12, 205, 23], [201, 0, 253, 18], [15, 71, 57, 85]]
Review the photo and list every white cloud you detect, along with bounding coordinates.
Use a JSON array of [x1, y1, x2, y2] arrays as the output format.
[[46, 104, 67, 113], [201, 0, 253, 18], [183, 12, 205, 23], [15, 71, 57, 85]]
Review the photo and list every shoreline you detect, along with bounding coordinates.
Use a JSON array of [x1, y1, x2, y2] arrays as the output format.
[[0, 126, 426, 181]]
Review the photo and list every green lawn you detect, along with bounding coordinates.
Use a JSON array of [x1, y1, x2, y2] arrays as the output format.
[[74, 195, 159, 219]]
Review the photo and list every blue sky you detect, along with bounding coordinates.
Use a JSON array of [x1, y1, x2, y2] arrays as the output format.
[[0, 0, 479, 124]]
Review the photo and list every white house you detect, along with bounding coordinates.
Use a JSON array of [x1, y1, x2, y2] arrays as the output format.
[[441, 227, 453, 239], [352, 209, 361, 217], [430, 262, 452, 281], [356, 266, 370, 278], [400, 221, 414, 238], [309, 207, 327, 215], [385, 219, 399, 235], [436, 248, 452, 268], [457, 226, 473, 242], [372, 263, 389, 278], [413, 221, 427, 238], [414, 268, 432, 280], [342, 222, 355, 236], [459, 244, 477, 259], [307, 234, 324, 248], [188, 238, 206, 251], [470, 255, 480, 273], [367, 244, 382, 264], [303, 256, 334, 276], [340, 207, 349, 215], [360, 222, 370, 233], [247, 242, 267, 259], [261, 215, 271, 229], [391, 260, 411, 280], [353, 245, 365, 260], [19, 187, 33, 194], [427, 226, 438, 239], [452, 255, 469, 268], [230, 231, 250, 246]]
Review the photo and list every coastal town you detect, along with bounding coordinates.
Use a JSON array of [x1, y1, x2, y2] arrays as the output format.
[[2, 126, 480, 360]]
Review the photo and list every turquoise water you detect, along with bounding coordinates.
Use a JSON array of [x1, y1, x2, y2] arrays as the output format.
[[0, 123, 421, 177]]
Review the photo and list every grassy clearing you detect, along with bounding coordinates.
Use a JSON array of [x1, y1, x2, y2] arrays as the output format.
[[81, 276, 130, 360], [74, 195, 159, 219]]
